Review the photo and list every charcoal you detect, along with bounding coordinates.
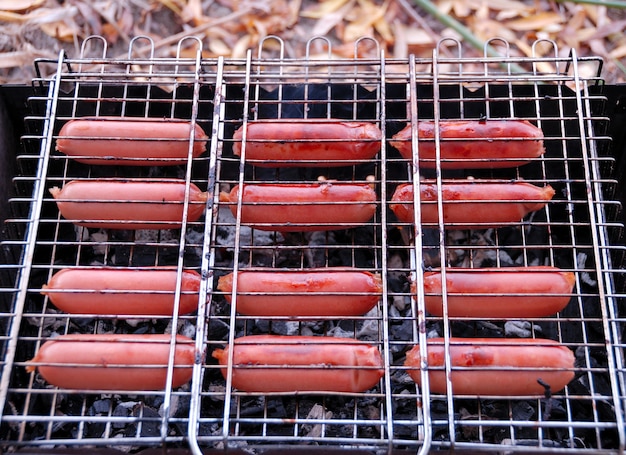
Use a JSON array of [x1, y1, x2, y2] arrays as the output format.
[[511, 400, 535, 421]]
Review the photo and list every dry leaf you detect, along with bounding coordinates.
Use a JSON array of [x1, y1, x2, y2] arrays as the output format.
[[610, 43, 626, 60], [0, 0, 44, 12], [343, 0, 388, 43], [300, 0, 351, 19], [452, 0, 471, 18], [39, 21, 78, 42], [181, 0, 204, 25], [488, 0, 534, 14], [0, 10, 27, 22], [506, 12, 563, 32], [310, 0, 354, 36], [588, 20, 626, 41], [207, 37, 232, 56]]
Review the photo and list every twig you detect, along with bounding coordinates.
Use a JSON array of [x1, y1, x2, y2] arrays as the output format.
[[410, 0, 529, 73], [394, 0, 454, 56], [112, 6, 254, 59], [555, 0, 626, 8]]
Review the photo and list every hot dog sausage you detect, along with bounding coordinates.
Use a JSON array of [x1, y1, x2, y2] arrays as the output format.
[[56, 117, 208, 166], [42, 267, 201, 316], [220, 181, 377, 231], [390, 119, 545, 169], [212, 334, 384, 393], [232, 120, 382, 167], [217, 268, 382, 317], [390, 181, 554, 228], [50, 179, 207, 229], [404, 337, 575, 396], [415, 266, 575, 318], [26, 334, 195, 391]]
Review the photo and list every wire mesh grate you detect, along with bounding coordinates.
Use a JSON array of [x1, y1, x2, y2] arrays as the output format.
[[0, 35, 624, 454]]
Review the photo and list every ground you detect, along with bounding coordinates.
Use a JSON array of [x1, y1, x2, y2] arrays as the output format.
[[0, 0, 624, 84]]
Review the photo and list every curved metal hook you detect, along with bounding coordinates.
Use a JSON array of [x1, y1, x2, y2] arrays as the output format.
[[354, 36, 380, 58], [80, 35, 108, 60], [484, 37, 511, 58], [257, 35, 285, 60], [531, 38, 560, 75], [532, 38, 559, 59], [176, 35, 203, 59], [128, 35, 155, 60], [305, 36, 332, 60], [436, 37, 462, 59]]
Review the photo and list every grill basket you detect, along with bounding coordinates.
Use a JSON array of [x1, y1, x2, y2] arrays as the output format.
[[0, 35, 625, 454]]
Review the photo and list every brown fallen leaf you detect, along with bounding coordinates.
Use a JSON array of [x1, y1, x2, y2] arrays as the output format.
[[506, 12, 564, 32], [343, 0, 389, 43], [588, 20, 626, 41], [310, 0, 354, 36], [40, 20, 79, 43], [0, 0, 44, 13], [300, 0, 351, 19]]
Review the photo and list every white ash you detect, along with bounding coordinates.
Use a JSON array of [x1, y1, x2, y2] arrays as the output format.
[[301, 404, 332, 438], [577, 252, 597, 287], [159, 394, 180, 419], [185, 229, 206, 258], [504, 320, 542, 338], [326, 324, 355, 339], [164, 318, 196, 338], [356, 308, 381, 340], [89, 230, 109, 256], [216, 206, 284, 251]]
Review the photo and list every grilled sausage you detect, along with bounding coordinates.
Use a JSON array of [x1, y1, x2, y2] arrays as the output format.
[[220, 181, 377, 231], [26, 334, 195, 391], [404, 337, 575, 396], [56, 117, 208, 166], [212, 334, 384, 393], [390, 119, 545, 169], [232, 120, 382, 167], [217, 268, 382, 317], [42, 267, 201, 316], [50, 179, 207, 229], [390, 181, 554, 228], [415, 266, 575, 318]]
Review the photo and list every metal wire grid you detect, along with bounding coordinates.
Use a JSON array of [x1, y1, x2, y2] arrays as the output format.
[[0, 35, 622, 454]]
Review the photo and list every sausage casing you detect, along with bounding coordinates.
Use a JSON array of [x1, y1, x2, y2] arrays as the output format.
[[212, 334, 384, 393], [232, 120, 382, 167], [26, 334, 195, 391], [42, 267, 201, 316], [56, 117, 207, 166], [405, 337, 575, 396], [221, 182, 377, 231], [390, 181, 554, 228], [416, 266, 575, 318], [217, 268, 382, 317], [50, 179, 207, 230], [390, 119, 545, 169]]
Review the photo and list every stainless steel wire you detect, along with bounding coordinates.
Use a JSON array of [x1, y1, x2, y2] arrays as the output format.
[[0, 34, 623, 454]]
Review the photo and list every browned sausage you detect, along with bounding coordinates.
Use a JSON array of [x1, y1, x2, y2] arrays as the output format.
[[390, 181, 554, 228], [50, 179, 207, 229], [390, 119, 545, 169], [212, 334, 384, 393], [232, 120, 381, 167], [217, 268, 382, 316], [26, 334, 195, 391], [404, 337, 575, 396], [415, 266, 575, 318], [42, 267, 201, 316], [220, 181, 377, 231], [56, 117, 207, 166]]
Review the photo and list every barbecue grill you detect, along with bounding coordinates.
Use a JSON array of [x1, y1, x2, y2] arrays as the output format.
[[0, 34, 625, 454]]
